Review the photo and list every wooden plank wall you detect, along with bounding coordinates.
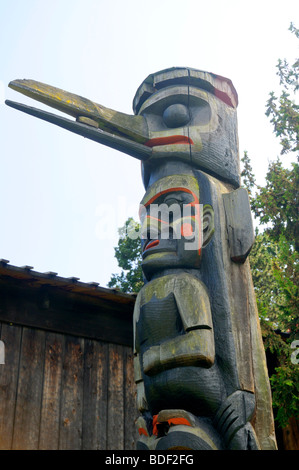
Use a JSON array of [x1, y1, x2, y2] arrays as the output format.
[[0, 321, 138, 450]]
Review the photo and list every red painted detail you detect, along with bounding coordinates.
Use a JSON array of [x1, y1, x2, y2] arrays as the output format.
[[146, 215, 168, 225], [145, 135, 194, 147], [152, 415, 159, 436], [144, 187, 199, 208], [181, 222, 194, 238], [144, 240, 160, 251], [142, 187, 202, 256], [167, 417, 192, 427], [152, 414, 192, 436]]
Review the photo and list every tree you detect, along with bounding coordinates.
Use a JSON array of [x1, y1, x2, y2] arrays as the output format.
[[265, 23, 298, 156], [251, 159, 298, 250], [244, 154, 299, 428], [107, 217, 143, 293], [241, 23, 299, 429], [249, 23, 298, 249]]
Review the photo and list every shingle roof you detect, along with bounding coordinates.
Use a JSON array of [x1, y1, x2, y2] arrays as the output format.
[[0, 258, 136, 305]]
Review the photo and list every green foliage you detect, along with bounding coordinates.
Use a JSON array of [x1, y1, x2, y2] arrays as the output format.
[[249, 232, 298, 339], [243, 157, 299, 428], [241, 151, 256, 197], [251, 159, 299, 250], [107, 217, 143, 293], [250, 232, 289, 328], [265, 23, 299, 156], [270, 365, 299, 428], [241, 24, 299, 429]]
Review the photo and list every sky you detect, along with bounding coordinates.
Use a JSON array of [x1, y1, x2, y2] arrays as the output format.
[[0, 0, 298, 287]]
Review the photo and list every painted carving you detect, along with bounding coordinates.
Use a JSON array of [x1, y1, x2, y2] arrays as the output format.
[[6, 67, 277, 450]]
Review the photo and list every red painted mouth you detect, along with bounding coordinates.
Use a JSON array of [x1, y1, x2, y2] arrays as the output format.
[[144, 135, 194, 147], [143, 239, 160, 252]]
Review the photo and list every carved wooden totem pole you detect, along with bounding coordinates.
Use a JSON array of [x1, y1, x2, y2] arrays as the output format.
[[6, 67, 277, 450]]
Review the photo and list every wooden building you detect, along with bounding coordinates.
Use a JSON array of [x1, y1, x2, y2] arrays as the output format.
[[0, 259, 138, 450]]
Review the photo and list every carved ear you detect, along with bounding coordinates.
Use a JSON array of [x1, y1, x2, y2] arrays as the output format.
[[202, 204, 214, 248]]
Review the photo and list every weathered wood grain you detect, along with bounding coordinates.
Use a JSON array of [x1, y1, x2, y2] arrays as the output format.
[[59, 335, 84, 450], [124, 346, 138, 450], [283, 417, 299, 450], [82, 339, 109, 450], [0, 323, 22, 449], [0, 283, 133, 346], [209, 176, 276, 449], [223, 188, 255, 263], [107, 344, 124, 450], [0, 319, 138, 450], [12, 327, 45, 450], [39, 332, 64, 450], [229, 262, 255, 392]]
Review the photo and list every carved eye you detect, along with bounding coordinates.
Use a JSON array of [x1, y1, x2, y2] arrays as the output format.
[[162, 103, 190, 128]]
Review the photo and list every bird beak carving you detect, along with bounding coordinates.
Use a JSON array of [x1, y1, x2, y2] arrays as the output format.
[[5, 79, 151, 161]]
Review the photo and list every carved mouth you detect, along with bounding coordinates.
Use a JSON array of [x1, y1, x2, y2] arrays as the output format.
[[144, 135, 194, 147], [143, 239, 160, 252]]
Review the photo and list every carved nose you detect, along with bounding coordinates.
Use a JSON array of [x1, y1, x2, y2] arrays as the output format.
[[141, 216, 176, 244]]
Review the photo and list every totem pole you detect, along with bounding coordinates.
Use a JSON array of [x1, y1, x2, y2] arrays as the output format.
[[6, 67, 277, 450]]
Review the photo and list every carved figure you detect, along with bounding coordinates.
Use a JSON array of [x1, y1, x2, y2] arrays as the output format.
[[6, 67, 277, 450]]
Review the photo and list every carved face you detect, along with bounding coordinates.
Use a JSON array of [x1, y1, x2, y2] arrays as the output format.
[[139, 175, 214, 280], [140, 85, 218, 155], [137, 82, 239, 189]]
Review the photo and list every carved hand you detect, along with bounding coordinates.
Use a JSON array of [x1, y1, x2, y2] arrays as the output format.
[[142, 330, 214, 376], [143, 345, 161, 376]]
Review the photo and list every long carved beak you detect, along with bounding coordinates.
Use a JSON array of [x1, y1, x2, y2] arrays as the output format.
[[5, 79, 151, 161]]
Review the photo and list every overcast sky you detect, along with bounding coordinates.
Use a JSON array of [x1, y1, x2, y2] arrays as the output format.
[[0, 0, 298, 286]]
